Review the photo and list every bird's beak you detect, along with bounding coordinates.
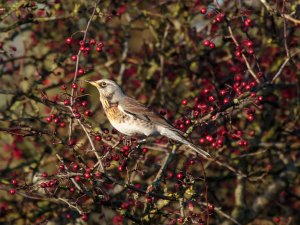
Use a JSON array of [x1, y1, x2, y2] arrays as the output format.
[[84, 80, 97, 87]]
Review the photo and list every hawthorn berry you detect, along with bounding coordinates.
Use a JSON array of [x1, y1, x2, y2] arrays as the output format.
[[12, 179, 17, 186], [95, 135, 102, 141], [84, 173, 91, 179], [209, 42, 215, 49], [65, 37, 72, 44], [61, 84, 67, 90], [84, 110, 92, 117], [72, 83, 78, 89], [203, 40, 211, 46], [78, 68, 85, 75], [89, 39, 96, 45], [64, 99, 70, 105], [71, 55, 77, 61], [9, 189, 16, 195], [176, 173, 183, 180], [200, 7, 207, 14], [181, 99, 188, 105]]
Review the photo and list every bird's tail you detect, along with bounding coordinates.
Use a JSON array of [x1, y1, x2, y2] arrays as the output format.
[[180, 138, 211, 159], [160, 128, 211, 159]]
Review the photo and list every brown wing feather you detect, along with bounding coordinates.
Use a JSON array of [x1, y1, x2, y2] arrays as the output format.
[[119, 97, 184, 135]]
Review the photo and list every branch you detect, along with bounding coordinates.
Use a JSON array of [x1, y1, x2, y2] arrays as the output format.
[[271, 50, 300, 83], [227, 26, 260, 83]]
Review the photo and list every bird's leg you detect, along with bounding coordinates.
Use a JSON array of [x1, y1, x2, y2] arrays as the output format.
[[122, 136, 132, 146]]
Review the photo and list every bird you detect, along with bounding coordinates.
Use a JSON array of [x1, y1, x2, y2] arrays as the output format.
[[86, 79, 210, 159]]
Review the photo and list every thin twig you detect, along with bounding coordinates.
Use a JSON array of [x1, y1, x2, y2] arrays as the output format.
[[227, 26, 260, 83], [66, 106, 104, 172], [271, 50, 300, 83], [69, 0, 101, 141], [57, 197, 84, 215]]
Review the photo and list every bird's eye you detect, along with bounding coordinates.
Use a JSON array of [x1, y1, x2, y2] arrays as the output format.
[[100, 82, 107, 88]]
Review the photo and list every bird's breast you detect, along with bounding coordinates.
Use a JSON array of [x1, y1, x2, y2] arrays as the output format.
[[105, 106, 157, 136]]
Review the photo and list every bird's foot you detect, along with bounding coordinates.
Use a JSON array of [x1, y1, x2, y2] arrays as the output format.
[[122, 136, 133, 146]]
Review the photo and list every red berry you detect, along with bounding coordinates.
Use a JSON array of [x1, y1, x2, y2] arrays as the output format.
[[84, 110, 92, 117], [209, 42, 215, 49], [206, 135, 213, 142], [181, 99, 188, 105], [208, 96, 215, 102], [79, 40, 85, 46], [94, 171, 102, 178], [84, 173, 91, 179], [81, 101, 87, 107], [200, 7, 207, 14], [245, 40, 253, 47], [68, 139, 76, 146], [185, 119, 191, 125], [247, 48, 254, 54], [89, 39, 96, 45], [176, 173, 184, 180], [142, 148, 147, 154], [78, 68, 85, 75], [81, 214, 88, 221], [64, 99, 70, 105], [60, 122, 66, 127], [41, 172, 48, 177], [53, 118, 59, 123], [199, 138, 205, 144], [96, 47, 102, 52], [235, 51, 242, 57], [208, 204, 215, 212], [113, 154, 120, 161], [216, 13, 224, 22], [220, 89, 227, 95], [74, 113, 81, 119], [71, 55, 77, 61], [247, 114, 254, 122], [223, 98, 229, 104], [80, 46, 85, 51], [66, 37, 72, 44], [75, 175, 81, 181], [177, 217, 184, 223], [9, 189, 16, 195], [118, 165, 123, 172], [95, 135, 102, 141], [146, 197, 153, 203], [46, 116, 52, 123], [80, 87, 85, 93], [193, 110, 199, 117], [12, 179, 17, 186], [97, 42, 104, 47], [203, 40, 211, 46], [72, 83, 78, 89], [69, 187, 75, 193], [72, 164, 79, 171], [273, 217, 280, 223], [244, 18, 252, 27], [61, 84, 67, 90]]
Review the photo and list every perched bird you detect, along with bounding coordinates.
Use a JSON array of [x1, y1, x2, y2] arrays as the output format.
[[86, 79, 210, 158]]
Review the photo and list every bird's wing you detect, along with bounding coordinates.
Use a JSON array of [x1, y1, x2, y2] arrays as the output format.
[[119, 97, 185, 135]]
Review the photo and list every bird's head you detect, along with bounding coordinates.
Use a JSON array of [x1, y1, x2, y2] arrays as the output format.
[[85, 79, 125, 102]]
